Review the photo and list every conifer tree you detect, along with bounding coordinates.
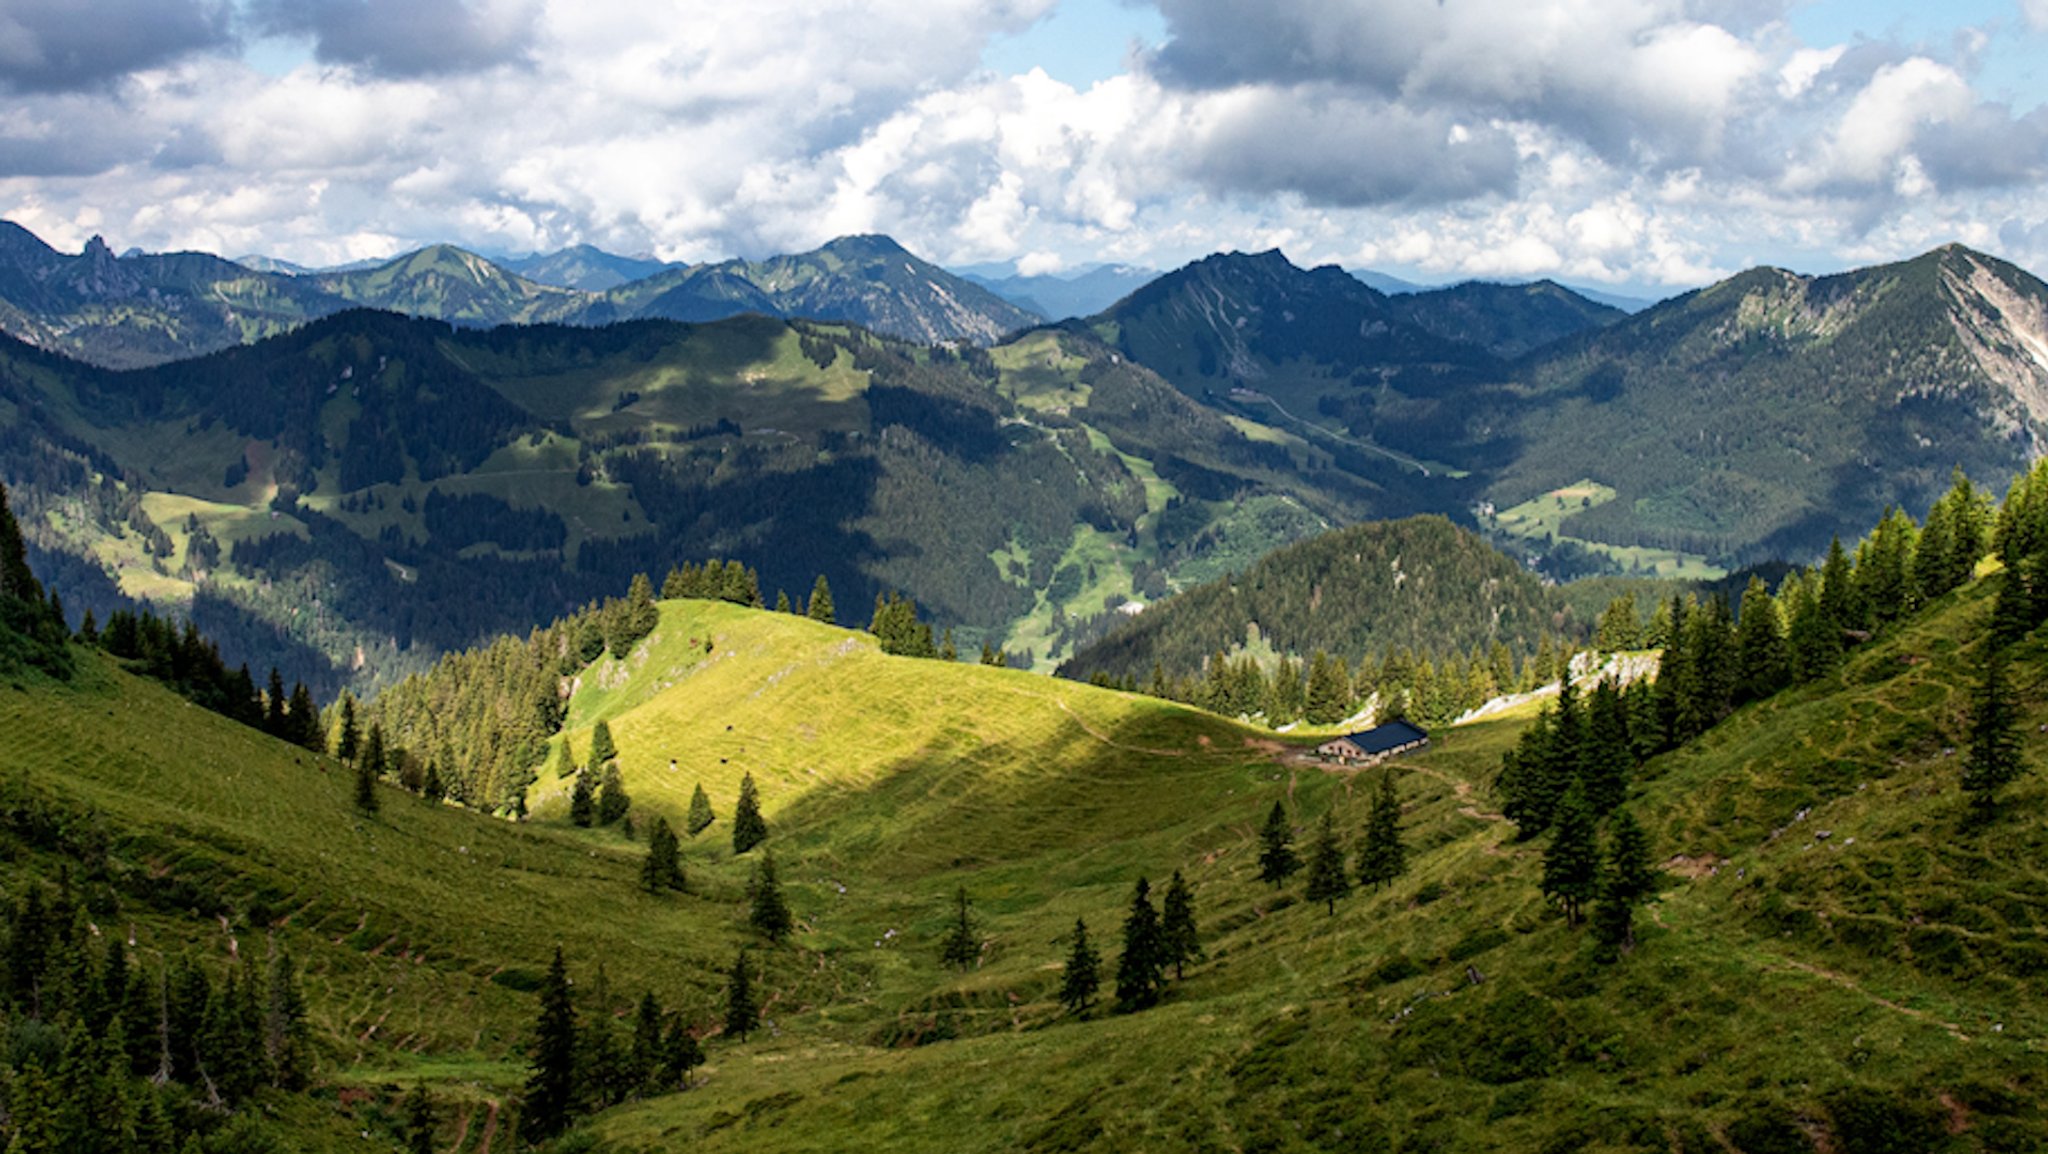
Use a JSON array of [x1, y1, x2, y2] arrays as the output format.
[[808, 575, 835, 624], [524, 947, 579, 1142], [422, 761, 446, 803], [1256, 801, 1299, 887], [1059, 917, 1101, 1016], [775, 590, 792, 613], [731, 771, 768, 853], [1594, 593, 1641, 651], [749, 852, 792, 942], [724, 952, 759, 1041], [1114, 877, 1165, 1012], [1356, 771, 1407, 890], [1580, 679, 1634, 816], [1991, 566, 2037, 648], [590, 719, 618, 768], [1304, 811, 1352, 915], [265, 667, 288, 736], [938, 887, 979, 971], [264, 947, 310, 1090], [641, 817, 684, 892], [597, 764, 631, 825], [660, 1017, 705, 1089], [686, 782, 715, 836], [353, 749, 379, 814], [1540, 783, 1600, 925], [1592, 808, 1658, 956], [1962, 647, 2026, 819], [288, 682, 324, 752], [402, 1081, 437, 1154], [1160, 870, 1203, 979], [569, 771, 595, 827], [1733, 576, 1789, 704], [336, 695, 360, 765]]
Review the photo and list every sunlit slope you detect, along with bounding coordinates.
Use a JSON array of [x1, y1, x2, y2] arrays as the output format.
[[578, 589, 2048, 1152], [547, 598, 1277, 880]]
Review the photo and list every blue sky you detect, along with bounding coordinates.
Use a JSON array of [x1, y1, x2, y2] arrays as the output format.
[[2, 0, 2047, 298]]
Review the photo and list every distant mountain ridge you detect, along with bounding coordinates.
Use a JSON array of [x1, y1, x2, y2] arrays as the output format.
[[0, 224, 1043, 366], [961, 263, 1160, 321]]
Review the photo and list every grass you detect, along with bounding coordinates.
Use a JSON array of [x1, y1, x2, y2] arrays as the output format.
[[1487, 478, 1726, 579], [4, 579, 2045, 1150]]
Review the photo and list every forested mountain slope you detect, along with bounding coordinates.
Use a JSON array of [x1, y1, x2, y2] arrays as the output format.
[[1491, 244, 2048, 563], [0, 309, 1376, 695]]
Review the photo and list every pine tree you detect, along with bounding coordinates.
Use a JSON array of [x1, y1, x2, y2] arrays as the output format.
[[1304, 811, 1352, 915], [1356, 770, 1407, 890], [265, 667, 288, 737], [1059, 917, 1101, 1016], [660, 1017, 705, 1089], [724, 952, 759, 1041], [1733, 575, 1790, 704], [336, 694, 360, 765], [938, 887, 979, 970], [749, 852, 793, 942], [808, 575, 835, 624], [353, 751, 379, 814], [1591, 808, 1659, 957], [1962, 647, 2027, 819], [1114, 877, 1165, 1013], [1256, 801, 1299, 887], [569, 770, 595, 827], [1160, 870, 1203, 979], [596, 764, 631, 825], [641, 817, 684, 892], [288, 682, 324, 752], [523, 947, 579, 1143], [264, 947, 310, 1090], [731, 771, 768, 853], [775, 590, 792, 613], [1580, 679, 1634, 816], [686, 782, 715, 836], [590, 719, 618, 768], [1540, 783, 1600, 925], [362, 722, 387, 778], [422, 760, 446, 803], [402, 1081, 437, 1154]]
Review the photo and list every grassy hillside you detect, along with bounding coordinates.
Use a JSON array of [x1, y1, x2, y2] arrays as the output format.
[[3, 563, 2045, 1149]]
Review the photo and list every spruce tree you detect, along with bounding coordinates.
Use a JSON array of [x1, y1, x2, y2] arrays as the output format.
[[569, 769, 595, 827], [596, 764, 631, 825], [749, 852, 793, 942], [1059, 917, 1101, 1017], [1733, 576, 1790, 704], [724, 952, 759, 1041], [775, 590, 792, 613], [731, 771, 768, 853], [1540, 783, 1600, 925], [353, 752, 379, 814], [264, 947, 310, 1090], [1356, 771, 1407, 890], [1160, 870, 1203, 980], [938, 887, 979, 970], [1304, 811, 1352, 915], [1580, 679, 1634, 816], [289, 682, 324, 752], [422, 761, 446, 803], [1592, 808, 1658, 957], [402, 1081, 436, 1154], [265, 667, 288, 736], [524, 947, 579, 1142], [641, 817, 683, 892], [627, 992, 664, 1096], [590, 719, 618, 768], [336, 695, 360, 765], [1256, 801, 1299, 887], [660, 1017, 705, 1089], [808, 575, 835, 624], [686, 782, 715, 836], [1962, 647, 2026, 819], [1114, 877, 1165, 1013]]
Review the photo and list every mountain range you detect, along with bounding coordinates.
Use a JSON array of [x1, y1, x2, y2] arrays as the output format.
[[5, 224, 2048, 700]]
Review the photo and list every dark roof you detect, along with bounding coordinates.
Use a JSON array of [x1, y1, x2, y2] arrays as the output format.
[[1333, 720, 1430, 755]]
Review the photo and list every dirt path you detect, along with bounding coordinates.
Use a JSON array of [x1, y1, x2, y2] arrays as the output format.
[[1052, 699, 1190, 756], [1403, 763, 1507, 824], [476, 1099, 501, 1154], [1762, 954, 1972, 1042]]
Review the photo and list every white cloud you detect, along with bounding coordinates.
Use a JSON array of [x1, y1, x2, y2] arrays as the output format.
[[0, 0, 2042, 298]]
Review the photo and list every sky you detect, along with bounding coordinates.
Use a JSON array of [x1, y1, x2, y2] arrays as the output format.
[[2, 0, 2047, 296]]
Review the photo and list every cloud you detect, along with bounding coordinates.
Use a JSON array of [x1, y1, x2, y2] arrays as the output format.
[[2024, 0, 2048, 32], [250, 0, 541, 77], [1180, 88, 1520, 206], [0, 0, 233, 93]]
